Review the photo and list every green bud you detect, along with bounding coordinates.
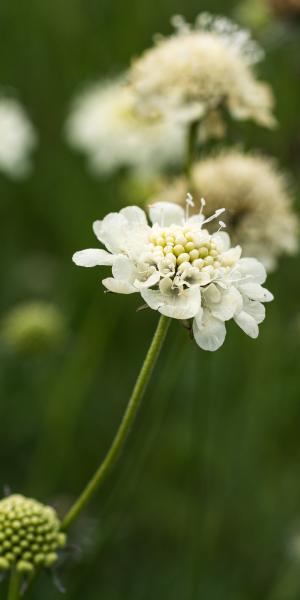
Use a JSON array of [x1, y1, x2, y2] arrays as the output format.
[[1, 301, 67, 355], [0, 495, 67, 574]]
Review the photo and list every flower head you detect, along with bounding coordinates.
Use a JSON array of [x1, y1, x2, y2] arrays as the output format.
[[73, 199, 273, 351], [149, 151, 299, 271], [65, 78, 185, 175], [0, 495, 66, 574], [128, 13, 275, 129], [0, 97, 37, 178]]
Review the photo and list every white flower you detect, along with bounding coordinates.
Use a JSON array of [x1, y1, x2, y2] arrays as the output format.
[[0, 97, 37, 178], [73, 200, 273, 352], [65, 79, 186, 175], [128, 13, 275, 130]]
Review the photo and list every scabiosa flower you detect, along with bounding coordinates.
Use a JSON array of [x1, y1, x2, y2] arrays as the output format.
[[65, 78, 185, 175], [149, 151, 298, 271], [0, 495, 66, 574], [128, 13, 276, 130], [0, 97, 37, 178], [73, 199, 273, 351]]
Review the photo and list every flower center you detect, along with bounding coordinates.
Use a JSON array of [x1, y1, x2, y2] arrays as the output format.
[[149, 224, 224, 272]]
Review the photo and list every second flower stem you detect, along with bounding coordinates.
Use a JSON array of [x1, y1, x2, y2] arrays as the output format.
[[61, 314, 170, 531]]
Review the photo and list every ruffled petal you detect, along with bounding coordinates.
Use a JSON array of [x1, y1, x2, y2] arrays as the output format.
[[112, 255, 136, 283], [134, 270, 160, 290], [234, 311, 259, 338], [243, 300, 265, 324], [72, 248, 115, 267], [211, 231, 231, 251], [193, 311, 226, 351], [141, 286, 201, 320], [102, 277, 136, 294], [239, 282, 274, 302], [211, 287, 243, 321], [120, 206, 147, 225], [93, 212, 127, 253], [237, 258, 266, 285], [148, 202, 185, 227]]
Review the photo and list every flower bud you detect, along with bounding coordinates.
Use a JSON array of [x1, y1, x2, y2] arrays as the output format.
[[1, 301, 67, 355], [0, 495, 66, 573]]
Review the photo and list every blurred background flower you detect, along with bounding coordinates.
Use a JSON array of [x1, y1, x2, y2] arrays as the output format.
[[65, 79, 186, 176], [148, 150, 299, 270], [1, 301, 67, 355], [0, 96, 37, 178], [128, 14, 276, 130]]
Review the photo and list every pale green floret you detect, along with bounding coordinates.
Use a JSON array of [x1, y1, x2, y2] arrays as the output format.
[[0, 495, 66, 573]]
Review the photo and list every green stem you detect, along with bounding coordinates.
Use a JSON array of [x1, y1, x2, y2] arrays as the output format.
[[61, 314, 170, 531], [7, 569, 21, 600], [185, 119, 199, 189]]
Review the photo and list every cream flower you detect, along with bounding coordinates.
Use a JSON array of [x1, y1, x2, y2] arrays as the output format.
[[128, 13, 275, 130], [0, 97, 37, 178], [149, 151, 298, 270], [65, 79, 185, 175], [73, 200, 273, 351]]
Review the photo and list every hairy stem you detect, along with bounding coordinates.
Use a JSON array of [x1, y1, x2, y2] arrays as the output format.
[[61, 314, 170, 531]]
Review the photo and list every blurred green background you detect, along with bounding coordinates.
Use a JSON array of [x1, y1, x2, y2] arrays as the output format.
[[0, 0, 300, 598]]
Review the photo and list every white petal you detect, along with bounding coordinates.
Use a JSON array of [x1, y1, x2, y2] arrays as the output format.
[[134, 270, 160, 289], [187, 214, 205, 225], [120, 206, 147, 225], [211, 231, 231, 251], [237, 258, 266, 285], [222, 245, 242, 264], [193, 312, 226, 352], [204, 283, 221, 304], [211, 287, 243, 321], [239, 282, 274, 302], [72, 248, 114, 267], [102, 277, 136, 294], [141, 286, 201, 320], [112, 255, 135, 283], [93, 212, 127, 253], [148, 202, 185, 227], [243, 300, 265, 324], [234, 311, 259, 338]]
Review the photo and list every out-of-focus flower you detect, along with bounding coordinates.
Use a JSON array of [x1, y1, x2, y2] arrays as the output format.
[[73, 200, 273, 351], [1, 301, 67, 355], [65, 79, 185, 175], [149, 151, 299, 271], [0, 494, 66, 574], [0, 97, 37, 178], [128, 13, 276, 131]]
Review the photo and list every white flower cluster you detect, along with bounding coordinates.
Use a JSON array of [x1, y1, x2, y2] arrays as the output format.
[[129, 13, 275, 128], [65, 79, 185, 175], [73, 201, 273, 351], [0, 97, 37, 178]]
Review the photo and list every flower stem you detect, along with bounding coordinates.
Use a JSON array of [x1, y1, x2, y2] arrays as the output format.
[[7, 569, 21, 600], [61, 314, 171, 531], [185, 119, 199, 188]]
